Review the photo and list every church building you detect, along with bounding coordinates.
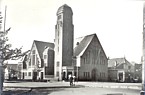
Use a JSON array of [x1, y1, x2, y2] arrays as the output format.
[[21, 4, 108, 81]]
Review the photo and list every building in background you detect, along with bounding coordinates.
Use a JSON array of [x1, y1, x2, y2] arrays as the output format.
[[108, 57, 134, 82], [4, 60, 22, 80], [134, 63, 142, 82]]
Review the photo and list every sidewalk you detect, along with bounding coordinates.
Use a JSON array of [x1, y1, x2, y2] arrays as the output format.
[[76, 82, 142, 90], [3, 81, 142, 90]]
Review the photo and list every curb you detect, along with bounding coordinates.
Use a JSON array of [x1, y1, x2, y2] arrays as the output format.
[[84, 85, 141, 90]]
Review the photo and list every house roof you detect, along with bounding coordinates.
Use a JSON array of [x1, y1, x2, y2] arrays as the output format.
[[34, 40, 54, 59], [73, 34, 95, 57], [108, 57, 130, 68]]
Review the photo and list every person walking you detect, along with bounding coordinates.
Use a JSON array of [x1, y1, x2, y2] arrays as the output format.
[[69, 75, 73, 86]]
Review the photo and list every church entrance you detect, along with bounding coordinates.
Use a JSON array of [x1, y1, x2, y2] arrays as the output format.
[[33, 72, 37, 81], [92, 68, 97, 81]]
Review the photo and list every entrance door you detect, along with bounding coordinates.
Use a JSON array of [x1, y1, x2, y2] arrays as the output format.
[[62, 72, 66, 80], [23, 72, 24, 79], [118, 72, 123, 82], [67, 72, 72, 80], [33, 72, 37, 81], [92, 68, 97, 81], [41, 72, 43, 80]]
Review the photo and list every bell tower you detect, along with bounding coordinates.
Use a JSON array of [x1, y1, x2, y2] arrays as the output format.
[[54, 4, 74, 80]]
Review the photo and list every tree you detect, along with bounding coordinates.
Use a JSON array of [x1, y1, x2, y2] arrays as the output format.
[[0, 9, 29, 94]]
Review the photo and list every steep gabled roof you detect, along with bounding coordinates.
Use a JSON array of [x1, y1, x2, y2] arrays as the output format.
[[108, 57, 130, 68], [73, 34, 95, 57], [34, 40, 54, 59]]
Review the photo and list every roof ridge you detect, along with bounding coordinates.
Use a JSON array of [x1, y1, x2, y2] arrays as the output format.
[[76, 33, 96, 39], [34, 40, 54, 44]]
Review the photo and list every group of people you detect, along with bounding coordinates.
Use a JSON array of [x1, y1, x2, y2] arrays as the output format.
[[69, 74, 75, 86]]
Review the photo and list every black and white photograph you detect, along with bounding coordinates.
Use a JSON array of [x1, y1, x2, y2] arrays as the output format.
[[0, 0, 144, 95]]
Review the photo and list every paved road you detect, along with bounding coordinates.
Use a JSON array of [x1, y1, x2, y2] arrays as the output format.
[[3, 86, 140, 95], [4, 81, 142, 90], [3, 81, 142, 95]]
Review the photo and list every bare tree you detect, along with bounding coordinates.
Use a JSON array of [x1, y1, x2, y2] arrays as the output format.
[[0, 9, 29, 94]]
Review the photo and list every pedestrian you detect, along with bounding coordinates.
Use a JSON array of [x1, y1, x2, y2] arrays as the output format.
[[73, 76, 75, 86], [70, 75, 73, 86]]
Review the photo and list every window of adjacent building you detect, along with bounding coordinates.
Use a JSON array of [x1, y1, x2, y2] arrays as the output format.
[[28, 72, 31, 76]]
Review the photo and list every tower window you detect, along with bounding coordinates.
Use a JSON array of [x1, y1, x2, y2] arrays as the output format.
[[56, 71, 59, 77], [57, 61, 59, 67], [58, 15, 61, 20]]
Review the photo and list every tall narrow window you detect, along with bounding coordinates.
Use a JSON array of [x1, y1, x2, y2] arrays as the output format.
[[57, 71, 59, 77], [57, 61, 59, 67], [32, 50, 35, 65], [58, 15, 61, 20], [32, 55, 35, 65], [29, 59, 31, 66], [44, 55, 47, 59]]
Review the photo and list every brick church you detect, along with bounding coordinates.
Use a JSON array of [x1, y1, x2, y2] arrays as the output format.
[[21, 4, 108, 81]]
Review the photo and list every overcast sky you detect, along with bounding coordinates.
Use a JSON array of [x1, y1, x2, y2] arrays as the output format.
[[0, 0, 144, 63]]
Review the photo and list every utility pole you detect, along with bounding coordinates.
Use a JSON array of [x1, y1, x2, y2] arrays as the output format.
[[141, 3, 145, 95]]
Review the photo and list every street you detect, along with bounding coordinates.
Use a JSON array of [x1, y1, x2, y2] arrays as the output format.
[[3, 81, 141, 95], [3, 86, 140, 95]]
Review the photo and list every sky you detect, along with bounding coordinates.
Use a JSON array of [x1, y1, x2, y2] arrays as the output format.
[[0, 0, 144, 63]]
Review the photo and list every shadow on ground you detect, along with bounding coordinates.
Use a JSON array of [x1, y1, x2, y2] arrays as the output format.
[[3, 85, 84, 95]]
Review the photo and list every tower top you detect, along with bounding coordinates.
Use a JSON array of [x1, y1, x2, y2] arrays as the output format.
[[57, 4, 73, 15]]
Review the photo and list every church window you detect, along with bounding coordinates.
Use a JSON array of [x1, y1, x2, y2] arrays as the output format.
[[32, 55, 35, 65], [44, 55, 47, 59], [29, 59, 31, 66], [57, 61, 59, 67], [56, 71, 59, 77], [58, 15, 61, 20], [58, 47, 59, 52], [32, 50, 35, 54], [28, 72, 31, 76]]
